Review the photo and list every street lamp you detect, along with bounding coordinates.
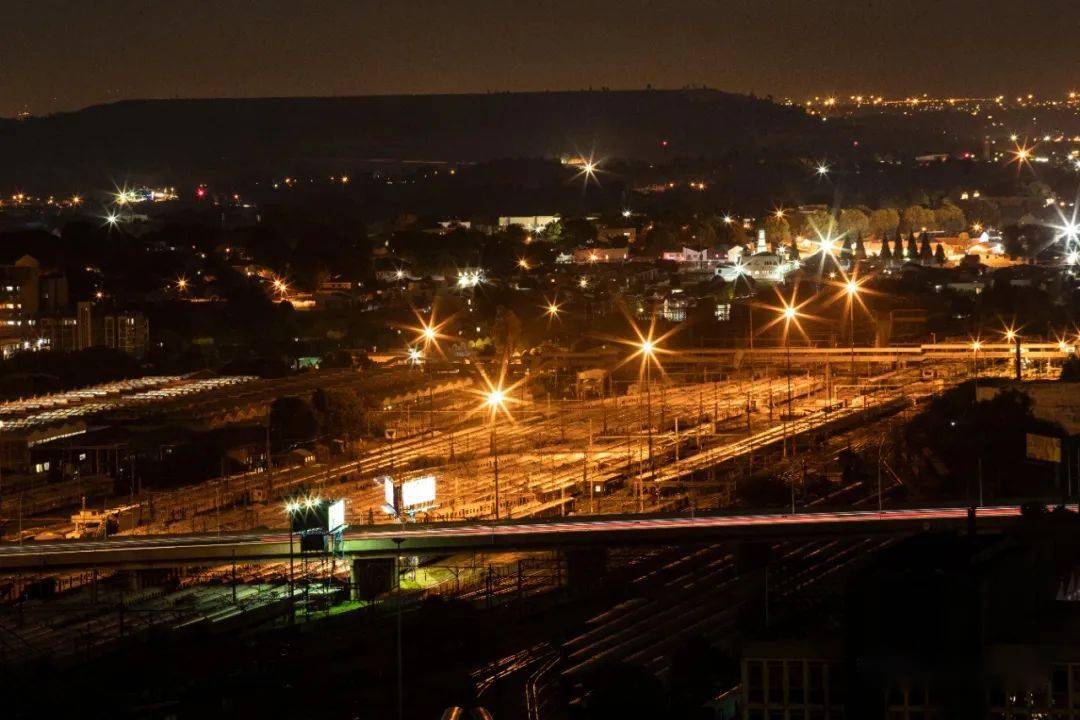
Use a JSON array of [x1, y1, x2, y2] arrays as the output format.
[[971, 339, 983, 375], [781, 304, 798, 457], [844, 279, 859, 376], [485, 389, 506, 520], [1004, 327, 1021, 380], [640, 339, 656, 479]]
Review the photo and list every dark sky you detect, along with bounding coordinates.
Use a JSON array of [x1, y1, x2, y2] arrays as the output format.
[[3, 0, 1077, 117]]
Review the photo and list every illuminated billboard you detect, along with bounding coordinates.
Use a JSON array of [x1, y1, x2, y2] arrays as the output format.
[[401, 475, 437, 509], [327, 499, 346, 531], [383, 477, 396, 511], [381, 475, 438, 515]]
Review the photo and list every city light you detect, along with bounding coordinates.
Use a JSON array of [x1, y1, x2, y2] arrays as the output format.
[[544, 299, 561, 318], [816, 163, 830, 177], [175, 276, 189, 292], [971, 340, 983, 352], [457, 270, 482, 288], [517, 258, 530, 270], [407, 347, 423, 365], [485, 389, 505, 409], [754, 284, 816, 346], [1010, 141, 1034, 169], [406, 307, 454, 361]]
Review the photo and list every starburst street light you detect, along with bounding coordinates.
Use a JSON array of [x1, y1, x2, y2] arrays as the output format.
[[1010, 141, 1034, 170], [572, 154, 602, 189], [175, 276, 189, 292], [544, 299, 561, 319], [753, 285, 817, 457], [470, 363, 523, 520], [816, 162, 830, 177], [407, 347, 423, 365], [485, 389, 505, 409]]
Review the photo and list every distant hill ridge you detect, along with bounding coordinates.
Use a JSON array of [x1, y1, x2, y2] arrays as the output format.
[[0, 89, 828, 187]]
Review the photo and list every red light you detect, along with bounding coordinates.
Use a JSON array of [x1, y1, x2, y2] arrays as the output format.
[[660, 139, 669, 147], [195, 187, 206, 199]]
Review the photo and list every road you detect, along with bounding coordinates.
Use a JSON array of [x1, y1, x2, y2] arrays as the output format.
[[0, 505, 1031, 570]]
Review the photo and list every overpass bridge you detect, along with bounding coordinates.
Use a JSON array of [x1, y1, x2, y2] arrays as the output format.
[[535, 343, 1070, 370], [0, 505, 1036, 571]]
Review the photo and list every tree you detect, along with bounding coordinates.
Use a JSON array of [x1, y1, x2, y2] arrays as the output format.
[[838, 208, 870, 239], [314, 387, 366, 440], [854, 232, 867, 259], [641, 222, 680, 256], [1002, 225, 1026, 259], [894, 228, 905, 258], [270, 397, 317, 449], [1061, 356, 1080, 382], [919, 233, 933, 263], [868, 208, 900, 238], [934, 243, 947, 266], [716, 219, 751, 247], [560, 218, 598, 247], [763, 214, 791, 248], [934, 202, 967, 234], [900, 205, 935, 233], [879, 234, 892, 260], [801, 209, 835, 242], [906, 232, 919, 261], [788, 242, 800, 261], [491, 306, 523, 359], [540, 219, 563, 244]]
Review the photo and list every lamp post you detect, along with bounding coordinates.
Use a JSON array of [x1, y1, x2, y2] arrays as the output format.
[[845, 279, 859, 377], [485, 389, 506, 519], [971, 340, 982, 376], [1005, 329, 1021, 381], [782, 306, 797, 457], [641, 340, 655, 479]]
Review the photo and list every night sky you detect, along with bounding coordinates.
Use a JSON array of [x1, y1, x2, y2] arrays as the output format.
[[3, 0, 1077, 117]]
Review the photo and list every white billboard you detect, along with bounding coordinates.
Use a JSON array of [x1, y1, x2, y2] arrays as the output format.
[[327, 499, 346, 531], [401, 475, 437, 509], [383, 477, 396, 514], [381, 475, 438, 515]]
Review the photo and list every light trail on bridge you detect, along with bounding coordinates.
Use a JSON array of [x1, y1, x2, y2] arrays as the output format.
[[0, 505, 1031, 571]]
